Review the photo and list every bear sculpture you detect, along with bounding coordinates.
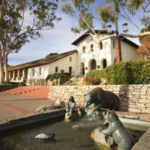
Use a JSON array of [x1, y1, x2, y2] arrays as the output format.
[[84, 87, 120, 115], [102, 110, 135, 150], [65, 96, 77, 119]]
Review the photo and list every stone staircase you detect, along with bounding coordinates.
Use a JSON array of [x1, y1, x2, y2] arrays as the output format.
[[1, 86, 50, 99], [63, 75, 85, 85]]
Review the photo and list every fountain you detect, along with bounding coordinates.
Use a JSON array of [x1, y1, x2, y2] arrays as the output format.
[[0, 88, 148, 150]]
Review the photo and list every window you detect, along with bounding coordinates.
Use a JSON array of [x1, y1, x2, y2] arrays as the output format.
[[39, 68, 42, 75], [32, 69, 35, 76], [91, 44, 93, 52], [113, 40, 115, 49], [82, 46, 85, 53], [114, 57, 117, 63], [100, 42, 103, 50], [70, 57, 72, 61], [69, 67, 72, 75], [55, 66, 58, 72]]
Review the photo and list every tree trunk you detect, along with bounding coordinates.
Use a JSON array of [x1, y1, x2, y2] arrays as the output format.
[[0, 51, 3, 85], [4, 54, 8, 82]]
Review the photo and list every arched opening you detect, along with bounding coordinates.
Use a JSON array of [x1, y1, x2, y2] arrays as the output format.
[[88, 59, 96, 71], [69, 66, 72, 75], [80, 62, 85, 75], [91, 44, 93, 52], [100, 42, 103, 50], [55, 66, 58, 72], [82, 47, 85, 53], [103, 59, 107, 69]]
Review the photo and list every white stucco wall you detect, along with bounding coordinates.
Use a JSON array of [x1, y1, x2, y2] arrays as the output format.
[[28, 64, 49, 80], [76, 34, 112, 75], [121, 41, 143, 61], [48, 53, 77, 75], [111, 39, 144, 64]]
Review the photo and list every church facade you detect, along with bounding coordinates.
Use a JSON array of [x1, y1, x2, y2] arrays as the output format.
[[7, 30, 143, 84]]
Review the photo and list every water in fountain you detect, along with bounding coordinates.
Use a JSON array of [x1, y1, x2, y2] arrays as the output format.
[[0, 115, 148, 150]]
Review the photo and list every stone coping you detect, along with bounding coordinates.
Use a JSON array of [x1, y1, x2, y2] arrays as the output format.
[[0, 107, 150, 149], [0, 108, 66, 133], [131, 127, 150, 150]]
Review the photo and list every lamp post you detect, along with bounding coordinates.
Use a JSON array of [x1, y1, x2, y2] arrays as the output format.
[[107, 20, 128, 63]]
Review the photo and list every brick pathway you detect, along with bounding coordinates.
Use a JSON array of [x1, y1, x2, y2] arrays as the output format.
[[0, 86, 55, 121]]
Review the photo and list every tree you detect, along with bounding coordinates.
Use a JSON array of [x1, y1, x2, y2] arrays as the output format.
[[0, 0, 6, 84], [137, 36, 150, 60], [61, 0, 150, 41], [60, 0, 150, 63], [0, 0, 62, 84], [45, 52, 58, 58], [139, 25, 150, 43]]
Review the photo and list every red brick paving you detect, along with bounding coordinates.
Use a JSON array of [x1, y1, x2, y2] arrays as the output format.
[[0, 86, 55, 121], [0, 101, 33, 114]]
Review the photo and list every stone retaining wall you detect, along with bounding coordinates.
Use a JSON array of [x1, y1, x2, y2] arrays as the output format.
[[48, 84, 150, 113], [0, 85, 19, 92]]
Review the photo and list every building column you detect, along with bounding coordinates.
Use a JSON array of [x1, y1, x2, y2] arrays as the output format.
[[13, 71, 15, 80], [8, 72, 11, 81], [116, 39, 122, 62], [17, 70, 20, 80], [22, 69, 26, 80]]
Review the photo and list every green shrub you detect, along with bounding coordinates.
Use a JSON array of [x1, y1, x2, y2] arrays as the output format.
[[46, 72, 71, 81], [60, 70, 64, 73], [104, 60, 150, 85], [86, 69, 106, 78]]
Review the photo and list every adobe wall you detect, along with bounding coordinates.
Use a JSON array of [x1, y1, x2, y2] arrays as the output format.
[[48, 84, 150, 113]]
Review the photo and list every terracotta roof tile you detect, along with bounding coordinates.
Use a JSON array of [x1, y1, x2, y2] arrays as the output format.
[[8, 50, 78, 71], [72, 30, 139, 48]]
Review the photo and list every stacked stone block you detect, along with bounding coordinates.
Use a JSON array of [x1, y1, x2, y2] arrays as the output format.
[[48, 84, 150, 113]]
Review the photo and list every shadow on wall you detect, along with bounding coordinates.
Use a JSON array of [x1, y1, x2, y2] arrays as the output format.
[[116, 84, 144, 113]]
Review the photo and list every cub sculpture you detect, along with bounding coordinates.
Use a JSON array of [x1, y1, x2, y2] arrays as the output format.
[[84, 87, 120, 115], [102, 110, 135, 150]]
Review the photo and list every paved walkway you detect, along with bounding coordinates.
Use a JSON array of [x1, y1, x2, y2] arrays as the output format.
[[0, 93, 55, 121]]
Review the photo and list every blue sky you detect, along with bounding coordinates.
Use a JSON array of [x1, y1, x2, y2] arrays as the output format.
[[8, 0, 146, 66]]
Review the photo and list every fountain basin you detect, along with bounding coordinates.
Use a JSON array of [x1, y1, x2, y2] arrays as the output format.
[[0, 109, 149, 150]]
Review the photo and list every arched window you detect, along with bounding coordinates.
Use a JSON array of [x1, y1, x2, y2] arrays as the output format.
[[103, 59, 107, 69], [91, 44, 93, 52], [100, 42, 103, 50], [55, 66, 58, 72], [69, 67, 72, 75], [82, 46, 85, 53], [70, 57, 72, 61], [114, 57, 117, 63]]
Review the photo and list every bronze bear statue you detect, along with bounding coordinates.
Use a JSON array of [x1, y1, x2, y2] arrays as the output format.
[[66, 96, 76, 119], [102, 110, 135, 150], [84, 87, 120, 115]]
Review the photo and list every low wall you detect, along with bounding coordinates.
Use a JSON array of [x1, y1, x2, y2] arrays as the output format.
[[48, 84, 150, 113], [26, 76, 71, 86], [0, 85, 19, 92]]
